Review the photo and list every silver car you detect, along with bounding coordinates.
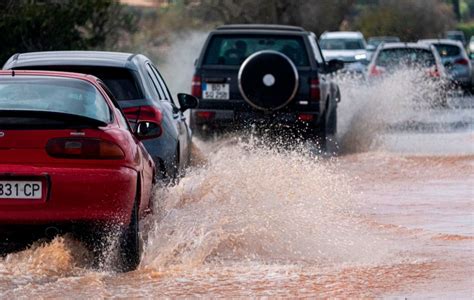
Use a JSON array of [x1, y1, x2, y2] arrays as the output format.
[[419, 39, 473, 90], [320, 31, 368, 75]]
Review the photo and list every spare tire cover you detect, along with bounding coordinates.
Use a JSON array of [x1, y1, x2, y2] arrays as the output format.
[[238, 50, 299, 111]]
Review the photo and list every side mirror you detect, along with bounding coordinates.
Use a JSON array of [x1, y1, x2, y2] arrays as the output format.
[[135, 121, 162, 140], [326, 59, 345, 73], [177, 93, 199, 112]]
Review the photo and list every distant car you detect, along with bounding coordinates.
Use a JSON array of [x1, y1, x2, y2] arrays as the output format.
[[468, 36, 474, 58], [368, 42, 446, 77], [445, 30, 466, 46], [3, 51, 198, 179], [319, 31, 368, 75], [367, 42, 449, 105], [0, 70, 156, 271], [419, 39, 473, 90], [191, 24, 344, 150], [367, 36, 401, 48], [367, 36, 401, 57]]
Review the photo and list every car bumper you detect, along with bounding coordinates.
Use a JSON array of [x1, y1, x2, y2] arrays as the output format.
[[193, 99, 322, 127], [0, 164, 137, 225]]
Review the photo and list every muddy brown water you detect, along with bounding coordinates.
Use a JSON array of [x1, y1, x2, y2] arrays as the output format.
[[1, 131, 472, 298], [1, 72, 473, 298]]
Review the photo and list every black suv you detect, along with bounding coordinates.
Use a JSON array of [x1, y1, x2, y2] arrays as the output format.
[[191, 24, 343, 148]]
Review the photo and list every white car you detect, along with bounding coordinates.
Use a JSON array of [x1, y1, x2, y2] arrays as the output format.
[[319, 31, 368, 76], [319, 31, 368, 63]]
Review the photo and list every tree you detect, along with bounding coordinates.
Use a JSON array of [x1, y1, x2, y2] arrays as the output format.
[[0, 0, 137, 63], [356, 0, 456, 41], [191, 0, 356, 36]]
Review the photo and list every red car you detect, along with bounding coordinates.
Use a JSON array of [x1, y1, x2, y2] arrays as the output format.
[[0, 70, 157, 271]]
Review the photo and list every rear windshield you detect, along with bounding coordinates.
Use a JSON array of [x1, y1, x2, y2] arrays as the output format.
[[376, 48, 436, 67], [203, 34, 309, 66], [15, 66, 143, 101], [0, 76, 110, 122], [320, 38, 365, 50], [433, 44, 461, 57], [368, 37, 400, 47]]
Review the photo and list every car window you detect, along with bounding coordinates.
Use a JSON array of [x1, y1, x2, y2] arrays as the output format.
[[204, 34, 310, 66], [0, 76, 110, 123], [14, 66, 144, 102], [98, 81, 130, 130], [376, 48, 435, 68], [433, 44, 461, 57], [320, 38, 365, 50], [145, 63, 166, 100], [150, 65, 170, 100]]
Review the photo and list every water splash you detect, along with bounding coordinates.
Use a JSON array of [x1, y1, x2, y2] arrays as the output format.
[[336, 69, 455, 153], [141, 137, 396, 270]]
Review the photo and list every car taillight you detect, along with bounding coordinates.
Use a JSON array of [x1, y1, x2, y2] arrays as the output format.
[[123, 106, 163, 124], [192, 75, 202, 98], [122, 106, 163, 137], [370, 65, 384, 76], [46, 138, 125, 159], [455, 58, 469, 65], [310, 78, 320, 101], [298, 113, 314, 122], [195, 111, 215, 119], [427, 67, 440, 78]]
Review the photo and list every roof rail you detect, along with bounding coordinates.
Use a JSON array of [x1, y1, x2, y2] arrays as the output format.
[[216, 24, 305, 32]]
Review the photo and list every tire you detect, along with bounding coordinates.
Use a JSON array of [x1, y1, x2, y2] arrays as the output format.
[[327, 102, 337, 136], [315, 113, 327, 152], [118, 195, 141, 272]]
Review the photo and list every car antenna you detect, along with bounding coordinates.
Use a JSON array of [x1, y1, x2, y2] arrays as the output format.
[[11, 70, 15, 77]]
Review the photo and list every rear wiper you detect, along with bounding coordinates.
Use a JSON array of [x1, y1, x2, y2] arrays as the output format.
[[0, 110, 108, 127]]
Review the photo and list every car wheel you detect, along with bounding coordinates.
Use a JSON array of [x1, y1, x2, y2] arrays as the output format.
[[118, 196, 141, 272], [315, 113, 327, 152], [327, 103, 337, 136]]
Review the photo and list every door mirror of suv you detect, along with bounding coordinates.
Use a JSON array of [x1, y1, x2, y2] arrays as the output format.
[[177, 93, 199, 112], [135, 121, 162, 140], [326, 59, 345, 73]]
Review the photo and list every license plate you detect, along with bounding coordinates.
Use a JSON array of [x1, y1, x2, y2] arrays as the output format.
[[0, 181, 42, 199], [203, 83, 229, 100]]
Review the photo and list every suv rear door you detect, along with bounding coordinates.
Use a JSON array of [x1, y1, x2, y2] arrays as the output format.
[[196, 32, 316, 108]]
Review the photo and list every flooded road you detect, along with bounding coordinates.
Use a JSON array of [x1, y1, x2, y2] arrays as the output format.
[[1, 73, 473, 297]]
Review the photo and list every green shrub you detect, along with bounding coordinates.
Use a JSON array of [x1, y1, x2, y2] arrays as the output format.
[[0, 0, 136, 64]]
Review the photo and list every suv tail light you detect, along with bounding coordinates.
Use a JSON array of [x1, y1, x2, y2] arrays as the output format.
[[455, 58, 469, 65], [46, 138, 125, 159], [310, 78, 320, 101], [298, 113, 314, 122], [195, 111, 215, 119], [192, 75, 202, 98]]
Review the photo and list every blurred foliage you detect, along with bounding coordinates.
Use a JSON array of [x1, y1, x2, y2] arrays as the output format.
[[190, 0, 356, 36], [356, 0, 456, 41], [117, 0, 213, 63], [457, 21, 474, 37], [0, 0, 137, 64]]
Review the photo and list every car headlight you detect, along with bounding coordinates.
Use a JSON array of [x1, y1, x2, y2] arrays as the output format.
[[355, 53, 367, 60]]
